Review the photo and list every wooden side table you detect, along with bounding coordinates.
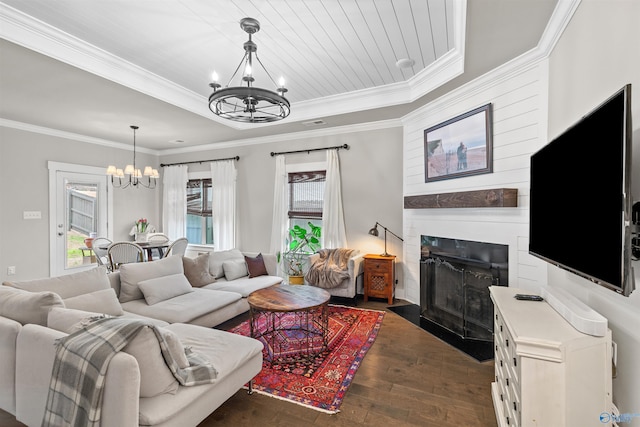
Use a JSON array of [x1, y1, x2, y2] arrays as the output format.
[[363, 254, 396, 304]]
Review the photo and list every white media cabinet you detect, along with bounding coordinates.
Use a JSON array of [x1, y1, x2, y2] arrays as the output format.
[[489, 286, 613, 427]]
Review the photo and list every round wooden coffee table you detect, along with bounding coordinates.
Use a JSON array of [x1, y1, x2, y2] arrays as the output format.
[[247, 284, 331, 365]]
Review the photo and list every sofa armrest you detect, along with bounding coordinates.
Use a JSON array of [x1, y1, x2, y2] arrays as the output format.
[[0, 316, 21, 415], [16, 324, 140, 427], [348, 252, 365, 286]]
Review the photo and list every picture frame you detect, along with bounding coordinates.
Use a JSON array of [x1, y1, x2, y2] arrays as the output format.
[[424, 103, 493, 182]]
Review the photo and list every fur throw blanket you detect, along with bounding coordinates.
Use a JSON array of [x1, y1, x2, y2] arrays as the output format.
[[305, 248, 356, 289]]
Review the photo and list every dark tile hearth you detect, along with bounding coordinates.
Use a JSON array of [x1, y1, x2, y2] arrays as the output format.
[[388, 303, 494, 362]]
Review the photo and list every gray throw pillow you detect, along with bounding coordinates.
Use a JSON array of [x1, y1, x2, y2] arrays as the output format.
[[182, 253, 215, 287]]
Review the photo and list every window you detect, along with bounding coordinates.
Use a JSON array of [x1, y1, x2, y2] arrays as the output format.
[[288, 170, 325, 229], [186, 178, 213, 244]]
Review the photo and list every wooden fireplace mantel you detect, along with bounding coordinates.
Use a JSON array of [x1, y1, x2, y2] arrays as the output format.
[[404, 188, 518, 209]]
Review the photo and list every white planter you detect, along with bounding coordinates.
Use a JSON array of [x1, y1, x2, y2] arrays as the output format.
[[135, 233, 148, 242]]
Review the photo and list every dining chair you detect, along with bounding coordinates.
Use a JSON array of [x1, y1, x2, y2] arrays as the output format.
[[147, 233, 170, 259], [108, 242, 144, 270], [92, 237, 113, 272], [163, 237, 188, 258]]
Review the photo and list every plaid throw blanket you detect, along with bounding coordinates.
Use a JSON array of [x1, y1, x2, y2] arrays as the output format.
[[305, 248, 355, 289], [42, 317, 217, 427]]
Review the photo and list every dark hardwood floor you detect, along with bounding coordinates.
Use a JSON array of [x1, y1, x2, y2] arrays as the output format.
[[0, 298, 497, 427]]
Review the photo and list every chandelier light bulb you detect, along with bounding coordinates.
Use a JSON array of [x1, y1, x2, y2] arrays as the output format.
[[124, 164, 134, 175], [116, 169, 124, 178], [278, 76, 285, 88], [244, 64, 252, 77], [106, 165, 117, 175], [211, 71, 218, 82]]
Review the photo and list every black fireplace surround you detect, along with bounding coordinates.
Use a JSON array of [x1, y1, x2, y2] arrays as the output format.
[[420, 235, 508, 360]]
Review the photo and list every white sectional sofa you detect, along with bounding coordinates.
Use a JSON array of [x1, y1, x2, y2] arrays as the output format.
[[0, 249, 282, 427]]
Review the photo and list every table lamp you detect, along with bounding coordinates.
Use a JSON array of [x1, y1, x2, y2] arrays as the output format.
[[368, 222, 404, 256]]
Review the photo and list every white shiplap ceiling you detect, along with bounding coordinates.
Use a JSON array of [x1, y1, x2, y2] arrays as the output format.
[[0, 0, 559, 151]]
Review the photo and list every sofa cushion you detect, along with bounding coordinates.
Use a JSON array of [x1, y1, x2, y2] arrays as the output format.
[[223, 259, 248, 281], [202, 275, 282, 297], [245, 253, 269, 278], [182, 253, 215, 287], [138, 274, 194, 305], [63, 288, 124, 316], [120, 288, 242, 324], [119, 255, 183, 303], [208, 248, 243, 279], [3, 266, 110, 299], [0, 286, 64, 326]]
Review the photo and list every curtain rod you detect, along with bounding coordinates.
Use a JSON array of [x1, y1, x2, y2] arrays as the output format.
[[160, 156, 239, 167], [270, 144, 349, 157]]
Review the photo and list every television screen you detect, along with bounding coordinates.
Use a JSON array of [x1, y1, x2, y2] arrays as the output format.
[[529, 84, 635, 296]]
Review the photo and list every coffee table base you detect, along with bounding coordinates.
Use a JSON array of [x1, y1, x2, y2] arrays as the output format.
[[250, 304, 329, 365]]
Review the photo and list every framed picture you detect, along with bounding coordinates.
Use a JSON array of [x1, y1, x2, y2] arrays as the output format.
[[424, 103, 493, 182]]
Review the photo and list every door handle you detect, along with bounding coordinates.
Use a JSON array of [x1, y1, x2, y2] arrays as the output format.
[[58, 232, 64, 236]]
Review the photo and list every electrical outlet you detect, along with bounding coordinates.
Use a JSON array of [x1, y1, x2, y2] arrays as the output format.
[[7, 266, 16, 275], [23, 211, 42, 220]]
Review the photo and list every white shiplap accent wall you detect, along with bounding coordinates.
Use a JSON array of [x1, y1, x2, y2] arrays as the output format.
[[400, 60, 551, 305]]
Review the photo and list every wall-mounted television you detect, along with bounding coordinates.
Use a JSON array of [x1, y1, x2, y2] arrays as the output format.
[[529, 84, 635, 296]]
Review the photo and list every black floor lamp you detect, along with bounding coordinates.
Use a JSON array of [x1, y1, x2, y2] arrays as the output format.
[[368, 222, 404, 257]]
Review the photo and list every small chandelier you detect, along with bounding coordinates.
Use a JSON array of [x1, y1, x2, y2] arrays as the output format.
[[106, 125, 159, 189], [208, 17, 290, 123]]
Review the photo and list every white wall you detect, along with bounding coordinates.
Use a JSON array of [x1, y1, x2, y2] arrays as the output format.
[[402, 59, 550, 304], [0, 124, 404, 284], [0, 126, 160, 281], [159, 125, 405, 286], [546, 0, 640, 422], [402, 0, 640, 422]]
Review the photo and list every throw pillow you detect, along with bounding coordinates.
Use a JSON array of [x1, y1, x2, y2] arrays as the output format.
[[47, 307, 106, 333], [0, 286, 64, 326], [3, 266, 110, 299], [119, 255, 184, 303], [182, 253, 215, 287], [63, 288, 124, 316], [222, 259, 249, 281], [122, 326, 180, 397], [245, 253, 269, 278], [138, 273, 194, 305], [208, 248, 244, 279]]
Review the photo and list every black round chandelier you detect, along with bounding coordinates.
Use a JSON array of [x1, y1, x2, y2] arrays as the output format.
[[208, 18, 290, 123]]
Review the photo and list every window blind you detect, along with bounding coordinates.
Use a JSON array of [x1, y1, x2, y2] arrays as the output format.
[[288, 170, 326, 219]]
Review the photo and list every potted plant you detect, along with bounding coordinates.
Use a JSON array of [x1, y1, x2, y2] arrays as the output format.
[[278, 222, 321, 284]]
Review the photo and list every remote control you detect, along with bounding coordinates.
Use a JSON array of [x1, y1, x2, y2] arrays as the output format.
[[514, 294, 544, 301]]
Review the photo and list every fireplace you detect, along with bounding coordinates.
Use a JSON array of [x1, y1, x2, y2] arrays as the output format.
[[419, 235, 508, 359]]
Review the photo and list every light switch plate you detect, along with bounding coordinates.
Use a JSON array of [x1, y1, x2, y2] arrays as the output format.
[[23, 211, 41, 219]]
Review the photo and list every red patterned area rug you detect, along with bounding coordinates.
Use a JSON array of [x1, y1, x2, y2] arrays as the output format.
[[228, 304, 385, 414]]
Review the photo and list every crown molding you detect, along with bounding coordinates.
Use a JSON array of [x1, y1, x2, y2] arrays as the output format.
[[0, 116, 402, 156], [402, 0, 581, 124], [159, 118, 404, 155], [0, 118, 159, 155], [0, 1, 466, 131]]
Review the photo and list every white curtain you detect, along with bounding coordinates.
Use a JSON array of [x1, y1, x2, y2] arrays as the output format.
[[270, 155, 288, 275], [322, 149, 347, 248], [211, 160, 237, 251], [162, 165, 188, 240]]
